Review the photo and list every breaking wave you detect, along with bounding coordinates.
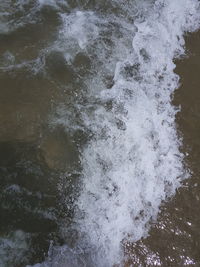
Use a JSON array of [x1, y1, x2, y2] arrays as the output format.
[[1, 0, 200, 266]]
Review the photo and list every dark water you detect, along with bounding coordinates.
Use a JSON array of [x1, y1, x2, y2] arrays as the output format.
[[0, 1, 200, 266]]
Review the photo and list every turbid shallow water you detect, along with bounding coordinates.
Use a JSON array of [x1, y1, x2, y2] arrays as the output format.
[[0, 1, 200, 266]]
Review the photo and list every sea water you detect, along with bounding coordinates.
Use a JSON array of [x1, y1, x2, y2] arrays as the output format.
[[0, 0, 200, 266]]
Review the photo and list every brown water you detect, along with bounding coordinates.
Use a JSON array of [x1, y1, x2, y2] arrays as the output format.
[[0, 2, 200, 266], [125, 31, 200, 266]]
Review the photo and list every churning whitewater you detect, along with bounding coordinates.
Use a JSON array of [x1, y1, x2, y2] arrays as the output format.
[[1, 0, 200, 266], [73, 1, 200, 266]]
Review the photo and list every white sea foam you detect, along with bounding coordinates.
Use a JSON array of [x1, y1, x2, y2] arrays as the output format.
[[28, 0, 200, 266], [73, 0, 200, 266], [0, 230, 31, 267], [0, 0, 66, 35], [60, 11, 100, 50], [0, 0, 40, 34]]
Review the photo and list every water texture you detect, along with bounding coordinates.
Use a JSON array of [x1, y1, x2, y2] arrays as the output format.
[[0, 0, 200, 266]]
